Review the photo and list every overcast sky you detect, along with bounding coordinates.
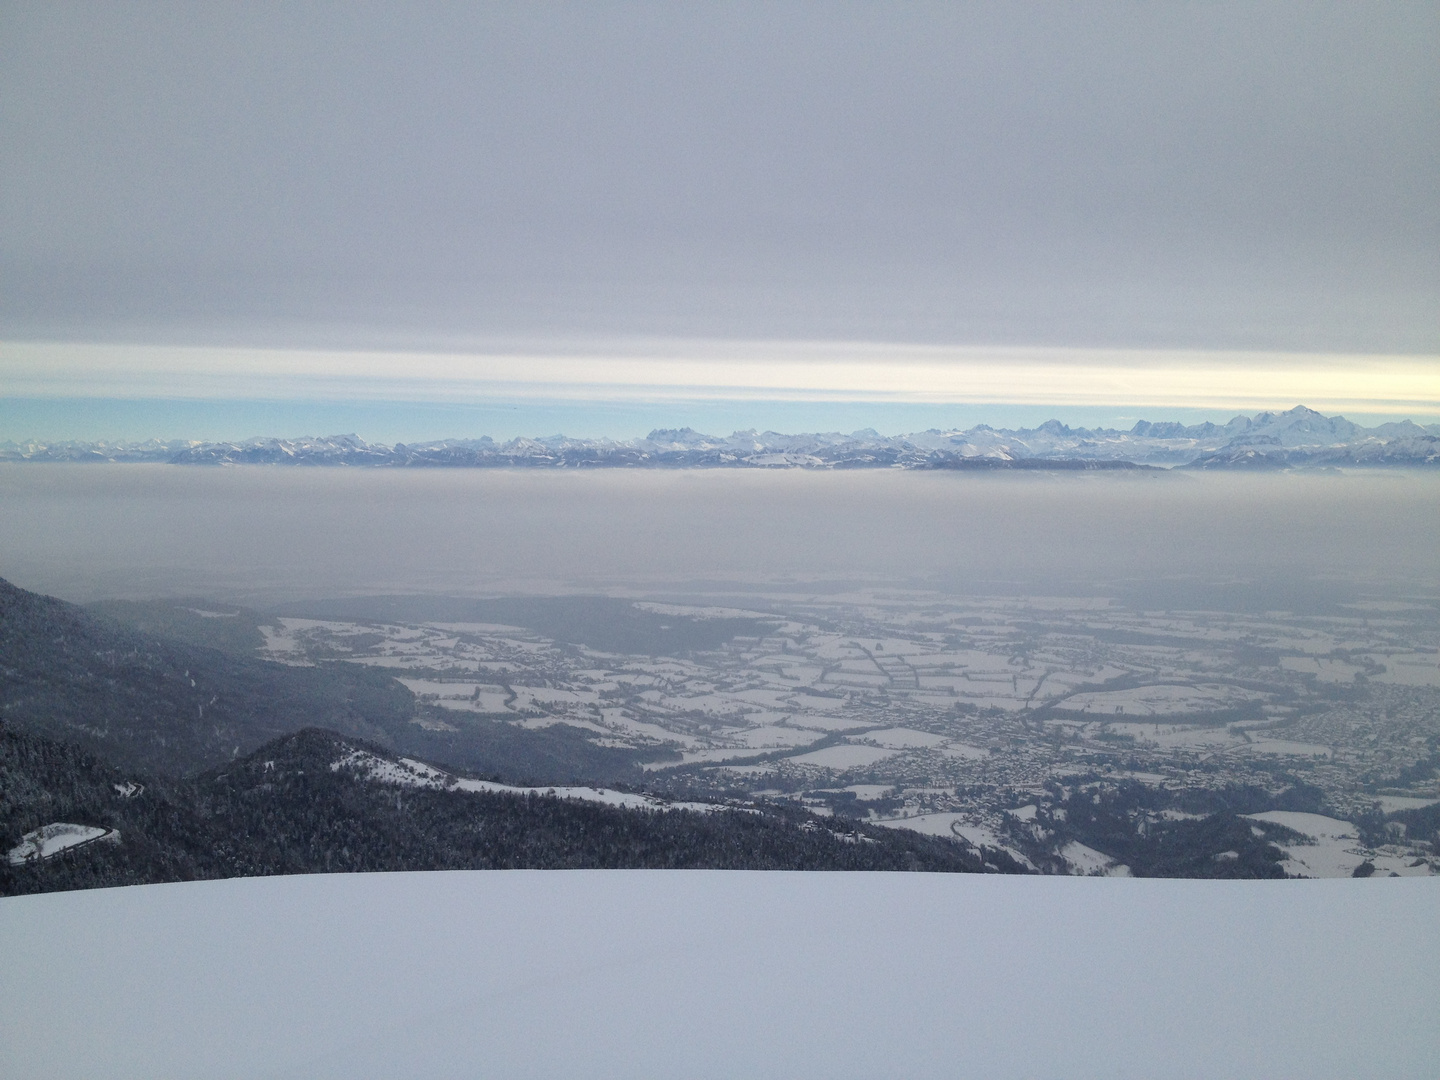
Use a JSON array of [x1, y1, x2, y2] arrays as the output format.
[[1, 2, 1437, 436]]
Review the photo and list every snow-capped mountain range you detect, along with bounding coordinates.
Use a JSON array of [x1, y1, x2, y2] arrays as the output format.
[[4, 406, 1438, 469]]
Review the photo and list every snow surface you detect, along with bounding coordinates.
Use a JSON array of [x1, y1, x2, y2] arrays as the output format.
[[1061, 682, 1263, 716], [1060, 840, 1127, 876], [1376, 796, 1440, 813], [1106, 722, 1242, 749], [871, 811, 972, 838], [843, 784, 895, 800], [857, 727, 950, 749], [1242, 812, 1437, 878], [1245, 812, 1369, 878], [869, 813, 1039, 871], [332, 749, 725, 814], [785, 744, 898, 769], [396, 679, 513, 712], [6, 823, 117, 866], [1242, 738, 1332, 758], [2, 872, 1435, 1080]]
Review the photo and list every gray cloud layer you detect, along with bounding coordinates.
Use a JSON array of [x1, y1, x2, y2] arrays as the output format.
[[2, 2, 1436, 350]]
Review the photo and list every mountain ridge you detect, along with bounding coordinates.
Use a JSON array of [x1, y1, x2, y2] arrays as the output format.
[[5, 406, 1438, 469], [0, 722, 1024, 896], [0, 577, 416, 775]]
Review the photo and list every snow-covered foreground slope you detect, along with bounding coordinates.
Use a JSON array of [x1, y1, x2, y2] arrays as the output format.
[[2, 872, 1436, 1080]]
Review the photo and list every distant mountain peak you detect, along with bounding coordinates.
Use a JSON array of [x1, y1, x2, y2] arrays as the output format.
[[4, 407, 1437, 471]]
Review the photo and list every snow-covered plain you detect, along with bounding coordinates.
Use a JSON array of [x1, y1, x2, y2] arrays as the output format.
[[1060, 682, 1264, 716], [2, 872, 1436, 1080]]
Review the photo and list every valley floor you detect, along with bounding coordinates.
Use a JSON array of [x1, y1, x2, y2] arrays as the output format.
[[258, 589, 1440, 877]]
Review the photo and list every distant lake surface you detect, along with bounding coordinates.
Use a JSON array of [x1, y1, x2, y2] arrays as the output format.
[[2, 465, 1436, 606]]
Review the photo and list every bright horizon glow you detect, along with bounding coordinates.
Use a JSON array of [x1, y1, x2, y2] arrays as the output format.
[[4, 339, 1438, 420]]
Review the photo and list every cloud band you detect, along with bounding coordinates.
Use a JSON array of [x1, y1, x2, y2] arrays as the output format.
[[3, 340, 1437, 416]]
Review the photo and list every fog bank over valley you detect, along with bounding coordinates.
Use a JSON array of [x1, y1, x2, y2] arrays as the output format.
[[1, 466, 1435, 606]]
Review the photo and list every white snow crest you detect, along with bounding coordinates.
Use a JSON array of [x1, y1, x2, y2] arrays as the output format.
[[330, 750, 451, 790], [7, 823, 120, 866], [330, 748, 728, 814]]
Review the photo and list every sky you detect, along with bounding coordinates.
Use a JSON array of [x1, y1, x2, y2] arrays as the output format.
[[1, 2, 1437, 440]]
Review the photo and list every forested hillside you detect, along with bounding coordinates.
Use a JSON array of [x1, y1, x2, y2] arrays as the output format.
[[1, 724, 1023, 895], [1, 579, 657, 783], [0, 578, 415, 774]]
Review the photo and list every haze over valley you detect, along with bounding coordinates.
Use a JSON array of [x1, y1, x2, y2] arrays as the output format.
[[4, 463, 1436, 886]]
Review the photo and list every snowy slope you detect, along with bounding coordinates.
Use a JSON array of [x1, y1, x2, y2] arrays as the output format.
[[332, 747, 729, 813], [2, 871, 1435, 1080]]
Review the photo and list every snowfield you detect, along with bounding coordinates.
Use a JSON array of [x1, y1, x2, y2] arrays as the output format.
[[1060, 682, 1264, 716], [332, 749, 728, 814], [1, 872, 1435, 1080], [869, 814, 1039, 871], [785, 744, 898, 769], [1059, 840, 1131, 877], [6, 823, 120, 866], [1242, 811, 1433, 878], [857, 727, 950, 749]]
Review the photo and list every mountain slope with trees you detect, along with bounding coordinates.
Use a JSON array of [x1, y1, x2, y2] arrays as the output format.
[[0, 724, 1024, 895], [0, 578, 414, 775], [1, 580, 658, 783]]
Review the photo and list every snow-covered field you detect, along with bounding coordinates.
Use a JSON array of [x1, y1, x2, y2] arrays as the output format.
[[5, 823, 118, 866], [786, 744, 898, 769], [1105, 721, 1243, 748], [1060, 682, 1264, 716], [870, 814, 1038, 870], [1244, 811, 1434, 878], [1375, 795, 1440, 813], [857, 726, 950, 749], [1373, 652, 1440, 687], [2, 872, 1435, 1080], [1242, 737, 1333, 758], [1059, 840, 1131, 876], [332, 749, 729, 814]]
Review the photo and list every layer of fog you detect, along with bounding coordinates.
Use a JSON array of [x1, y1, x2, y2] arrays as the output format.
[[3, 466, 1435, 611]]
